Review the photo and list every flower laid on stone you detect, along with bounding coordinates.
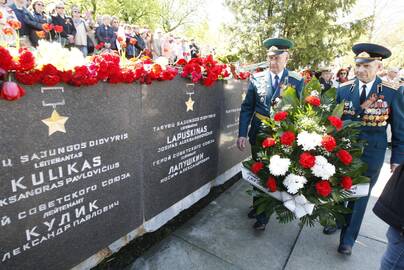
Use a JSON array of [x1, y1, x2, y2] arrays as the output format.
[[0, 41, 231, 101]]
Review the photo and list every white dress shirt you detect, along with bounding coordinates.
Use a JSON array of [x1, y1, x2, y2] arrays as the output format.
[[358, 78, 376, 98], [270, 70, 284, 88]]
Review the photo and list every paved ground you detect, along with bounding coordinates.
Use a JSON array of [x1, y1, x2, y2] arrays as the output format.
[[127, 151, 392, 270]]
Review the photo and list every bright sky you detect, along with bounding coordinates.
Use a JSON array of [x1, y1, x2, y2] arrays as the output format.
[[204, 0, 404, 33]]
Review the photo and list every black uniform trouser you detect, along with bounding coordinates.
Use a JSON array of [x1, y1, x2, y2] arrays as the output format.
[[251, 144, 271, 225]]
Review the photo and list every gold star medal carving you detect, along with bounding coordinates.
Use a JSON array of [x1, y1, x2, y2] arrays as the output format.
[[42, 109, 69, 136], [185, 96, 195, 112]]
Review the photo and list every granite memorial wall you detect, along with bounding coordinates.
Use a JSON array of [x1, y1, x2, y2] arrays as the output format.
[[0, 77, 249, 270]]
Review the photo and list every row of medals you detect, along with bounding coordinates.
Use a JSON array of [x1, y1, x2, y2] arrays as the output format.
[[363, 99, 389, 127], [344, 99, 390, 127]]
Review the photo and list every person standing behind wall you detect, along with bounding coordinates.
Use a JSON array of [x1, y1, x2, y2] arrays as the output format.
[[95, 15, 116, 51], [51, 1, 76, 48], [71, 5, 88, 56], [29, 0, 49, 47], [10, 0, 45, 47]]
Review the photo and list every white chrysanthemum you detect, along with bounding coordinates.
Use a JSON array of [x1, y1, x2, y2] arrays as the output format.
[[310, 90, 320, 97], [35, 40, 86, 71], [268, 155, 291, 176], [283, 174, 308, 194], [297, 131, 322, 151], [311, 155, 336, 179]]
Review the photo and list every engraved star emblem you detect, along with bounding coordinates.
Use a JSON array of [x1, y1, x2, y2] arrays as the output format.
[[185, 96, 195, 112], [42, 109, 69, 136]]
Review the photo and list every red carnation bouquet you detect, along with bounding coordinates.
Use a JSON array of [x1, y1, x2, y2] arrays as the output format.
[[242, 78, 369, 226], [180, 55, 230, 87]]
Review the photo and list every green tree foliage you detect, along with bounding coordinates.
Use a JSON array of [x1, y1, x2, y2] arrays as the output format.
[[158, 0, 203, 33], [65, 0, 202, 31], [225, 0, 370, 69]]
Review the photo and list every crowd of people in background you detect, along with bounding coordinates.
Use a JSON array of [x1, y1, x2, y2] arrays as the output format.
[[1, 0, 403, 84], [301, 65, 404, 90], [0, 0, 201, 61]]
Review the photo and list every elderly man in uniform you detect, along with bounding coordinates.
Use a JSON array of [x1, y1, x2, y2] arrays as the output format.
[[323, 43, 404, 255], [237, 38, 304, 231]]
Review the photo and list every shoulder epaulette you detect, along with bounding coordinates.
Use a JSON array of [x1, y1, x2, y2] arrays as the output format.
[[288, 71, 302, 80], [340, 80, 355, 87], [252, 71, 266, 79], [381, 81, 400, 90]]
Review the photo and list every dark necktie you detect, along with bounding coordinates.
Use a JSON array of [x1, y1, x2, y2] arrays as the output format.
[[274, 75, 279, 91], [360, 85, 367, 104]]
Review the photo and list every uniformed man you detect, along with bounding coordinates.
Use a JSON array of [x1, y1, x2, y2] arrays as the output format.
[[318, 66, 334, 92], [237, 38, 304, 231], [325, 43, 404, 255]]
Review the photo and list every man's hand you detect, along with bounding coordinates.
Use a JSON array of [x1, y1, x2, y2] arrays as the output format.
[[391, 163, 399, 173], [237, 137, 247, 151]]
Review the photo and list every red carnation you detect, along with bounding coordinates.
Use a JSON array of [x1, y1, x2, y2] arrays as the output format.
[[251, 162, 264, 174], [341, 176, 353, 190], [95, 42, 104, 50], [328, 116, 343, 131], [315, 180, 332, 197], [336, 149, 352, 165], [266, 176, 277, 192], [262, 137, 276, 148], [42, 75, 60, 86], [305, 96, 321, 106], [16, 49, 35, 72], [176, 58, 188, 66], [299, 152, 316, 168], [0, 46, 13, 71], [15, 70, 42, 85], [274, 111, 288, 121], [321, 135, 337, 152], [280, 131, 296, 146]]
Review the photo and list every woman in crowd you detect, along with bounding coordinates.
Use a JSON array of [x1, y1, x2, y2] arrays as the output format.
[[71, 5, 88, 56], [51, 1, 76, 48], [30, 0, 49, 47], [83, 11, 96, 55], [144, 29, 154, 58], [333, 68, 349, 88], [111, 16, 119, 32], [123, 24, 134, 59], [95, 15, 116, 51]]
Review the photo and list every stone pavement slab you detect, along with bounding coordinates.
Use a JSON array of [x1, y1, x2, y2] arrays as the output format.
[[358, 196, 388, 243], [284, 225, 386, 270], [127, 236, 240, 270], [173, 181, 301, 270]]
